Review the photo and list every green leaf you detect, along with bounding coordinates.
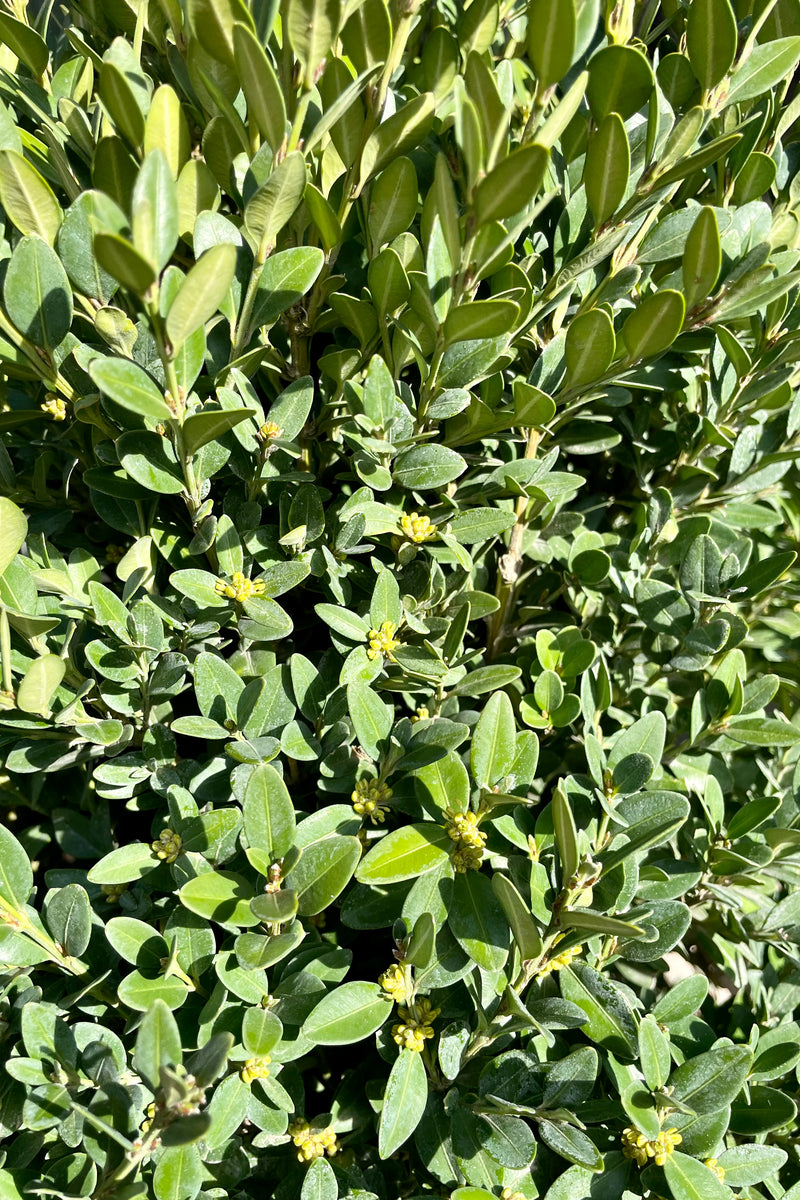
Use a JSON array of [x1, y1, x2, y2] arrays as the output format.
[[414, 750, 470, 817], [638, 1014, 671, 1090], [446, 509, 515, 543], [0, 11, 48, 77], [178, 871, 260, 927], [0, 149, 62, 244], [723, 717, 800, 747], [492, 873, 543, 961], [244, 151, 307, 255], [243, 763, 296, 862], [0, 498, 27, 577], [93, 231, 158, 295], [0, 825, 33, 909], [587, 45, 654, 120], [686, 0, 738, 90], [132, 150, 178, 273], [286, 0, 341, 89], [106, 916, 166, 969], [186, 0, 255, 67], [564, 310, 616, 390], [360, 92, 436, 185], [233, 22, 287, 151], [538, 1120, 603, 1171], [552, 781, 579, 884], [133, 998, 182, 1090], [153, 1145, 202, 1200], [250, 247, 325, 330], [449, 870, 510, 972], [715, 1144, 788, 1188], [379, 1047, 428, 1158], [621, 290, 685, 359], [559, 963, 638, 1056], [86, 843, 158, 885], [16, 653, 65, 716], [181, 407, 255, 456], [471, 691, 516, 787], [44, 885, 91, 957], [205, 1073, 250, 1148], [355, 823, 452, 884], [473, 144, 549, 223], [4, 236, 73, 351], [285, 835, 360, 914], [683, 206, 721, 311], [303, 980, 392, 1045], [669, 1045, 753, 1114], [166, 243, 237, 349], [663, 1151, 735, 1200], [727, 35, 800, 104], [117, 431, 185, 494], [347, 682, 393, 759], [145, 84, 191, 178], [89, 357, 172, 422], [652, 975, 708, 1024], [300, 1157, 337, 1200], [393, 445, 467, 490], [584, 114, 629, 227], [527, 0, 575, 87], [242, 1007, 283, 1058]]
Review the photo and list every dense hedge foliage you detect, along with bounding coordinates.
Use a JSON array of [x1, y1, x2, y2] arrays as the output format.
[[2, 0, 800, 1198]]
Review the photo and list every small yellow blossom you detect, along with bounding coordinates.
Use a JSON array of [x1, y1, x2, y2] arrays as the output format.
[[444, 808, 486, 873], [140, 1100, 157, 1133], [214, 571, 266, 604], [621, 1126, 682, 1167], [705, 1158, 725, 1183], [501, 1190, 526, 1200], [100, 881, 128, 904], [240, 1056, 271, 1084], [401, 511, 437, 544], [151, 828, 182, 863], [351, 777, 392, 823], [536, 944, 582, 978], [366, 620, 402, 661], [106, 544, 126, 564], [379, 964, 407, 1004], [258, 420, 283, 442], [41, 395, 67, 421], [392, 999, 440, 1052], [411, 706, 429, 722], [289, 1117, 339, 1162]]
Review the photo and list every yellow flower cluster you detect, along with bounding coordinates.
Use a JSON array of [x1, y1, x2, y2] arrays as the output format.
[[367, 620, 401, 661], [411, 706, 429, 722], [351, 778, 392, 823], [378, 964, 407, 1004], [289, 1117, 339, 1162], [100, 881, 128, 904], [705, 1158, 725, 1182], [105, 544, 126, 564], [41, 395, 67, 421], [258, 420, 283, 442], [445, 809, 486, 873], [392, 998, 440, 1052], [621, 1125, 682, 1167], [151, 828, 182, 864], [401, 511, 437, 544], [536, 944, 582, 978], [240, 1056, 271, 1084], [215, 572, 266, 603], [501, 1189, 526, 1200]]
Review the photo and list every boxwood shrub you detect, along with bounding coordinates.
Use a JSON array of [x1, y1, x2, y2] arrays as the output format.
[[1, 1, 800, 1198]]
